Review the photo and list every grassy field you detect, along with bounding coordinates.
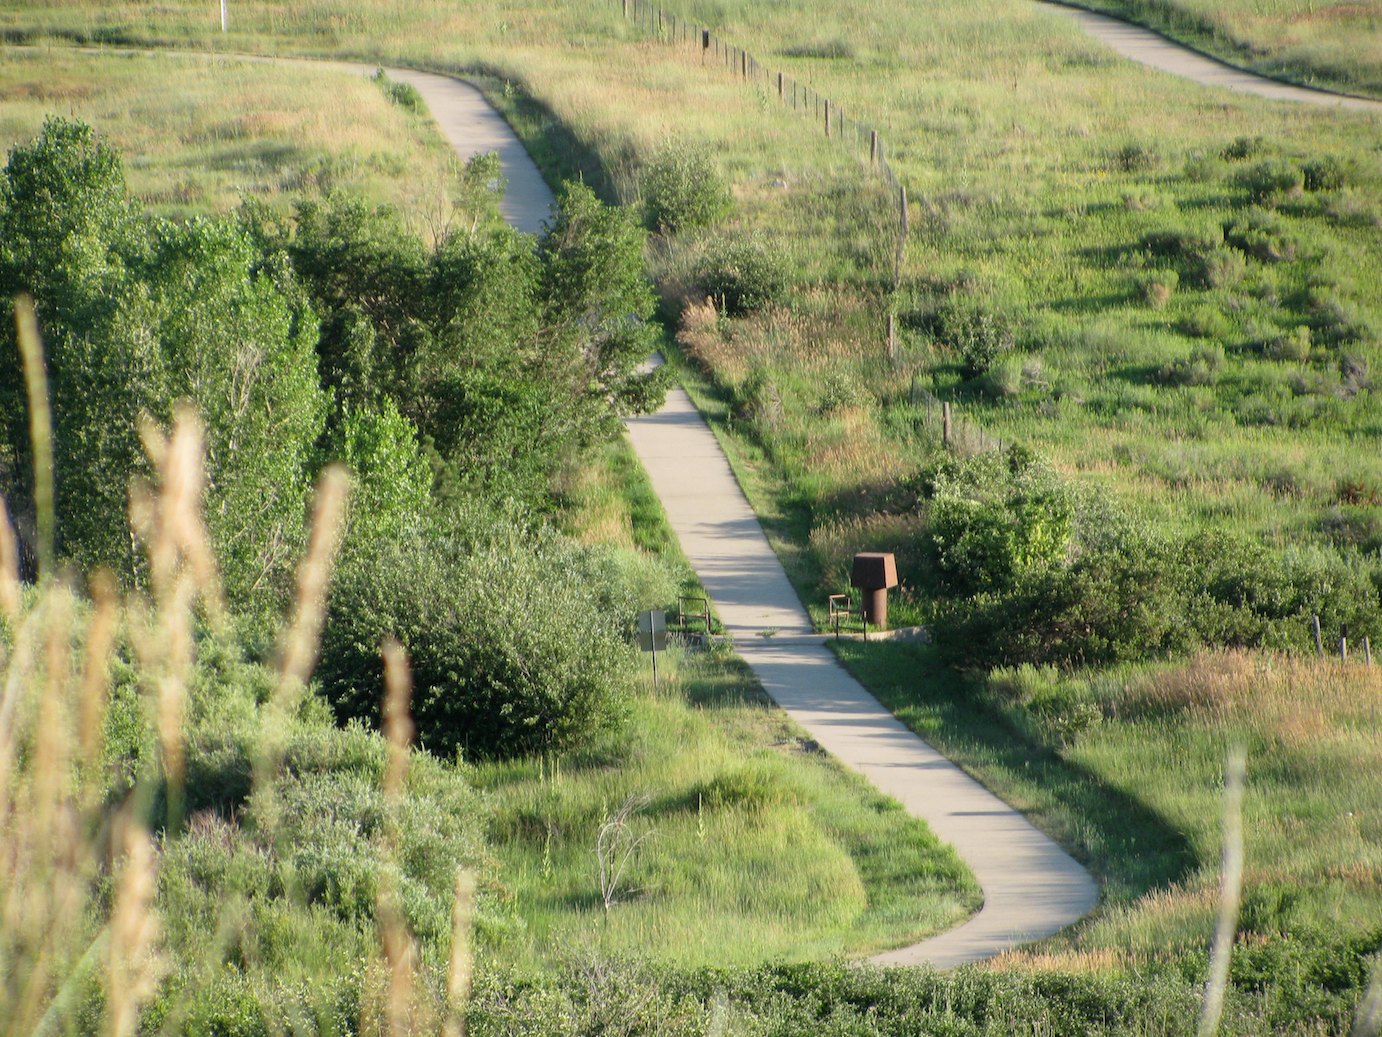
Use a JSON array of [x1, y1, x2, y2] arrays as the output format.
[[0, 47, 460, 220], [1074, 0, 1382, 99], [7, 0, 1382, 1016]]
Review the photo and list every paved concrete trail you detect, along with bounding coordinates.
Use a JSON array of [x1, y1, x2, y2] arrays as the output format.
[[1041, 2, 1382, 111], [624, 390, 1099, 967], [393, 62, 1100, 967]]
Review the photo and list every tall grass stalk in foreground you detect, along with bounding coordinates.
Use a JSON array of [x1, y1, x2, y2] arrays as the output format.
[[1198, 745, 1246, 1037]]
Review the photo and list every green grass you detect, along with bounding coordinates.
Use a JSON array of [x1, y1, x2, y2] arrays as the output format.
[[1071, 0, 1382, 100], [833, 640, 1382, 966], [475, 640, 979, 971], [0, 46, 461, 220]]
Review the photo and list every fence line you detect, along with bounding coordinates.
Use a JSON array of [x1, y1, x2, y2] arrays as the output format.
[[612, 0, 904, 198], [613, 0, 991, 452]]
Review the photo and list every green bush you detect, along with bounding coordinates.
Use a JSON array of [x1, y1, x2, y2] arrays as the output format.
[[1198, 246, 1247, 288], [1241, 159, 1304, 204], [1177, 306, 1232, 340], [696, 234, 789, 316], [1222, 135, 1268, 161], [1155, 345, 1224, 387], [923, 301, 1015, 378], [1262, 325, 1312, 362], [1303, 155, 1350, 192], [1138, 268, 1178, 307], [371, 68, 425, 112], [1225, 208, 1297, 263], [641, 141, 731, 235], [319, 513, 636, 759], [923, 452, 1072, 597]]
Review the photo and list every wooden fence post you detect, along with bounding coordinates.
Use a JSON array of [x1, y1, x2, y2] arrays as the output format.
[[1365, 636, 1373, 665], [870, 129, 878, 167], [1313, 614, 1324, 656], [823, 98, 831, 137], [1340, 636, 1349, 661], [741, 49, 747, 78], [887, 313, 896, 363], [899, 184, 909, 238], [622, 0, 628, 18], [777, 71, 784, 99], [942, 402, 952, 447]]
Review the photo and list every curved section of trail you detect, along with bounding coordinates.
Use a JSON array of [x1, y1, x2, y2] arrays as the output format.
[[1041, 2, 1382, 111], [381, 68, 555, 234], [375, 60, 1099, 967], [29, 45, 1096, 967], [624, 390, 1098, 966], [10, 48, 559, 233]]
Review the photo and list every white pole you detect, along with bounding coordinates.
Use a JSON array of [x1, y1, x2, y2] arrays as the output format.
[[220, 0, 227, 32]]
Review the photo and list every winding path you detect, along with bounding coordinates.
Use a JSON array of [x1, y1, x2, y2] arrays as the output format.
[[381, 63, 1101, 966], [1041, 2, 1382, 111], [16, 47, 1101, 965]]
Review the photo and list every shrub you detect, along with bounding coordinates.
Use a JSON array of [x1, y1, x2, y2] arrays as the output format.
[[780, 38, 855, 59], [1178, 306, 1231, 340], [1222, 135, 1267, 161], [925, 301, 1015, 378], [1225, 208, 1297, 263], [370, 68, 424, 112], [696, 234, 789, 316], [1198, 246, 1247, 289], [319, 513, 635, 760], [1303, 155, 1350, 192], [1138, 268, 1178, 308], [1141, 224, 1223, 262], [1156, 345, 1224, 386], [932, 532, 1188, 669], [1113, 142, 1160, 172], [926, 457, 1073, 596], [1240, 159, 1304, 204], [1262, 326, 1312, 362], [641, 141, 731, 235]]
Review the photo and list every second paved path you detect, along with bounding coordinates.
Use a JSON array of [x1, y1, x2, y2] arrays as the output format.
[[626, 388, 1099, 966]]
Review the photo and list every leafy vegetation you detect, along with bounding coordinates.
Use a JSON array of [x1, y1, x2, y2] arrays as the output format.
[[3, 0, 1382, 1030]]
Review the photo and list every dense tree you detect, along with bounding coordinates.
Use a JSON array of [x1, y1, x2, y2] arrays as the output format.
[[0, 117, 143, 574], [319, 512, 633, 760], [0, 120, 327, 612]]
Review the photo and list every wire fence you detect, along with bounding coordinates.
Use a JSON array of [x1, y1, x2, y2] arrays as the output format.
[[612, 0, 909, 258]]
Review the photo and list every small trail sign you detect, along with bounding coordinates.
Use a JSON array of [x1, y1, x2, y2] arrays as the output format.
[[637, 610, 667, 690], [637, 609, 667, 652]]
